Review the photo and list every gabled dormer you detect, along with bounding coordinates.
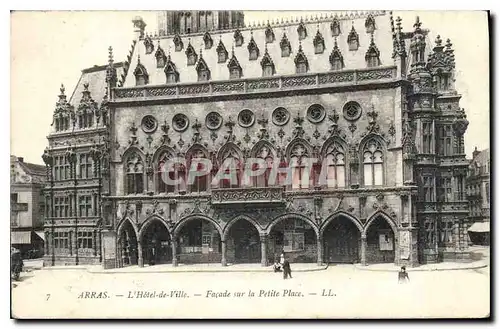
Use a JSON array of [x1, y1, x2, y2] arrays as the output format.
[[185, 39, 198, 66], [164, 55, 180, 84], [134, 55, 149, 86], [260, 45, 275, 77], [265, 21, 275, 43], [216, 37, 229, 63], [331, 16, 341, 37], [144, 34, 154, 54], [196, 50, 211, 82], [347, 23, 359, 51], [227, 48, 243, 79], [173, 33, 183, 52], [203, 31, 213, 49], [365, 14, 376, 34], [234, 29, 244, 47], [280, 31, 291, 57], [155, 41, 167, 68], [365, 33, 381, 67], [313, 28, 325, 54], [247, 32, 260, 60], [297, 19, 307, 40], [329, 38, 344, 70], [294, 42, 309, 74]]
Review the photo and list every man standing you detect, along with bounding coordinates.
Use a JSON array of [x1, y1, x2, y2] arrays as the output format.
[[283, 259, 292, 280], [398, 266, 410, 283]]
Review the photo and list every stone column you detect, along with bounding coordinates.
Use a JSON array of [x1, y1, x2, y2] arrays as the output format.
[[137, 240, 144, 267], [172, 238, 178, 267], [260, 234, 268, 267], [317, 236, 323, 266], [221, 240, 227, 266], [361, 234, 367, 266]]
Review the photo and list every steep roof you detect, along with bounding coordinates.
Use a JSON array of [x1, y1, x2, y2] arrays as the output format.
[[122, 11, 392, 86]]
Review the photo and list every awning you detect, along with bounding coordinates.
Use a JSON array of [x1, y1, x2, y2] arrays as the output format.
[[35, 231, 45, 241], [11, 231, 31, 244], [468, 222, 490, 233]]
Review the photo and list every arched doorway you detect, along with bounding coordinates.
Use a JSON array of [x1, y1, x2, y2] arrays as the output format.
[[322, 216, 361, 264], [175, 218, 222, 264], [141, 219, 172, 266], [226, 219, 261, 264], [365, 216, 396, 264], [118, 220, 138, 267], [269, 217, 317, 263]]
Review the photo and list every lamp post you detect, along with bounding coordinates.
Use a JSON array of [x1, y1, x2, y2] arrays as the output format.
[[66, 146, 78, 265], [42, 148, 55, 266]]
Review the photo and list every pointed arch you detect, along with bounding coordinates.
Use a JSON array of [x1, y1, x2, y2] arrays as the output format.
[[297, 20, 307, 40], [123, 147, 146, 194], [116, 217, 139, 241], [320, 136, 348, 161], [251, 140, 277, 158], [260, 47, 275, 77], [280, 32, 291, 57], [164, 56, 180, 83], [195, 55, 211, 82], [138, 215, 173, 242], [155, 43, 167, 68], [320, 211, 363, 237], [359, 134, 386, 187], [331, 17, 341, 36], [216, 38, 228, 63], [121, 145, 145, 163], [227, 51, 243, 79], [366, 34, 381, 67], [265, 23, 275, 43], [329, 38, 344, 70], [153, 145, 177, 165], [251, 140, 277, 187], [203, 31, 213, 49], [217, 142, 243, 165], [313, 29, 325, 54], [247, 34, 260, 60], [133, 58, 149, 86], [363, 210, 398, 239], [265, 213, 319, 238], [186, 143, 210, 160], [185, 41, 198, 66], [294, 43, 309, 74], [285, 138, 313, 160], [347, 24, 359, 51], [365, 14, 376, 34], [222, 214, 263, 241], [173, 214, 223, 238]]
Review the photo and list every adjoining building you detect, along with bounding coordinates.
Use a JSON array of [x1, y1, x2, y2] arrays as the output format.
[[467, 147, 490, 245], [10, 155, 46, 258], [42, 10, 471, 268]]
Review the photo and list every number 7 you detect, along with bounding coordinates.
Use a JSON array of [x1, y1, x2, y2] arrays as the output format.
[[46, 294, 50, 300]]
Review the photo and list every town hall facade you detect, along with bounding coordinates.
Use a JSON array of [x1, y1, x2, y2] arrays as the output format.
[[42, 10, 471, 268]]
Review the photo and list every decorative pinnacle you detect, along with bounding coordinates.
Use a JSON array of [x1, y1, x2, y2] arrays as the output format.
[[83, 82, 89, 91], [435, 35, 442, 46], [60, 84, 65, 95], [108, 46, 114, 65], [445, 38, 453, 49], [413, 16, 422, 30], [395, 16, 402, 34]]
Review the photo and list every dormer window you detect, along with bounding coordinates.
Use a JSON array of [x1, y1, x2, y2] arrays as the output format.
[[260, 47, 275, 77], [203, 32, 213, 49], [144, 35, 154, 55], [265, 23, 275, 43], [247, 33, 260, 61], [134, 57, 149, 86], [347, 25, 359, 51], [329, 39, 344, 70], [196, 56, 211, 82], [331, 17, 341, 37], [294, 43, 309, 74], [365, 34, 381, 67], [280, 32, 291, 57], [216, 38, 228, 63], [313, 29, 325, 54], [234, 29, 244, 47], [173, 34, 183, 52], [365, 14, 376, 34], [185, 41, 198, 66], [164, 56, 180, 84], [297, 21, 307, 40], [155, 43, 167, 68], [227, 50, 242, 79]]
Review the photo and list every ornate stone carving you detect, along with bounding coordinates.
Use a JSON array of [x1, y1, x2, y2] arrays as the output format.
[[213, 81, 244, 93], [172, 113, 189, 132], [247, 79, 280, 90], [211, 187, 284, 206], [292, 113, 306, 139], [238, 109, 255, 128], [357, 68, 394, 81], [148, 86, 176, 97], [272, 107, 290, 126], [128, 122, 138, 146], [307, 104, 326, 124], [160, 120, 171, 146], [179, 84, 210, 95], [223, 117, 236, 143], [282, 75, 315, 88], [146, 199, 164, 216]]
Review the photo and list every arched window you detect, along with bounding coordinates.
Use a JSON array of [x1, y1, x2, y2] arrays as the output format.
[[290, 143, 310, 190], [254, 146, 274, 187], [362, 139, 384, 186], [188, 149, 209, 193], [126, 152, 144, 194], [157, 152, 175, 194], [325, 142, 346, 188], [219, 147, 242, 188]]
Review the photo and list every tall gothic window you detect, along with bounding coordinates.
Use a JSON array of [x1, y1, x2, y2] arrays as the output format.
[[79, 153, 92, 179], [297, 22, 307, 40], [280, 33, 291, 57], [219, 149, 242, 188], [454, 175, 465, 201], [438, 125, 453, 155], [77, 231, 93, 250], [294, 45, 309, 74], [157, 152, 175, 194], [260, 48, 275, 77], [79, 195, 92, 217], [290, 144, 309, 190], [196, 57, 211, 82], [362, 139, 384, 186], [347, 25, 359, 51], [424, 220, 436, 247], [438, 177, 453, 202], [254, 146, 274, 188], [421, 176, 435, 202], [439, 221, 454, 245], [325, 142, 346, 188], [185, 43, 198, 66], [330, 39, 344, 71], [422, 122, 433, 154], [78, 112, 93, 129], [189, 150, 209, 193], [126, 152, 144, 194], [331, 18, 341, 37], [228, 52, 243, 79]]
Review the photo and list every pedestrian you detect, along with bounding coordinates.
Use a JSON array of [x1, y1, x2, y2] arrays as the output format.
[[282, 259, 292, 279], [280, 251, 285, 265], [398, 266, 410, 284], [273, 258, 282, 273]]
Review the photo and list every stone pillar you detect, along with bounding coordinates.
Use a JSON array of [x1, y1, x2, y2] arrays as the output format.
[[260, 234, 268, 267], [172, 238, 178, 267], [317, 236, 323, 266], [137, 241, 144, 267], [221, 240, 227, 266], [361, 234, 367, 266]]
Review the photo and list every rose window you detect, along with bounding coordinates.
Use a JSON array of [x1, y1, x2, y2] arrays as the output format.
[[238, 109, 255, 128], [172, 113, 189, 132], [272, 107, 290, 126], [141, 115, 158, 133], [343, 101, 362, 121], [306, 104, 326, 123], [205, 112, 222, 130]]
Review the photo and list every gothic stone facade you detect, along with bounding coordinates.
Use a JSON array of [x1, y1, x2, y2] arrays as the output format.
[[43, 11, 470, 268]]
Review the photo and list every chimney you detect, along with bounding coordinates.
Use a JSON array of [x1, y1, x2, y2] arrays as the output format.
[[472, 146, 480, 159], [132, 16, 147, 40], [18, 157, 24, 163]]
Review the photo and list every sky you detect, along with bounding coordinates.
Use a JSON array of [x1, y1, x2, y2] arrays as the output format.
[[10, 10, 489, 165]]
